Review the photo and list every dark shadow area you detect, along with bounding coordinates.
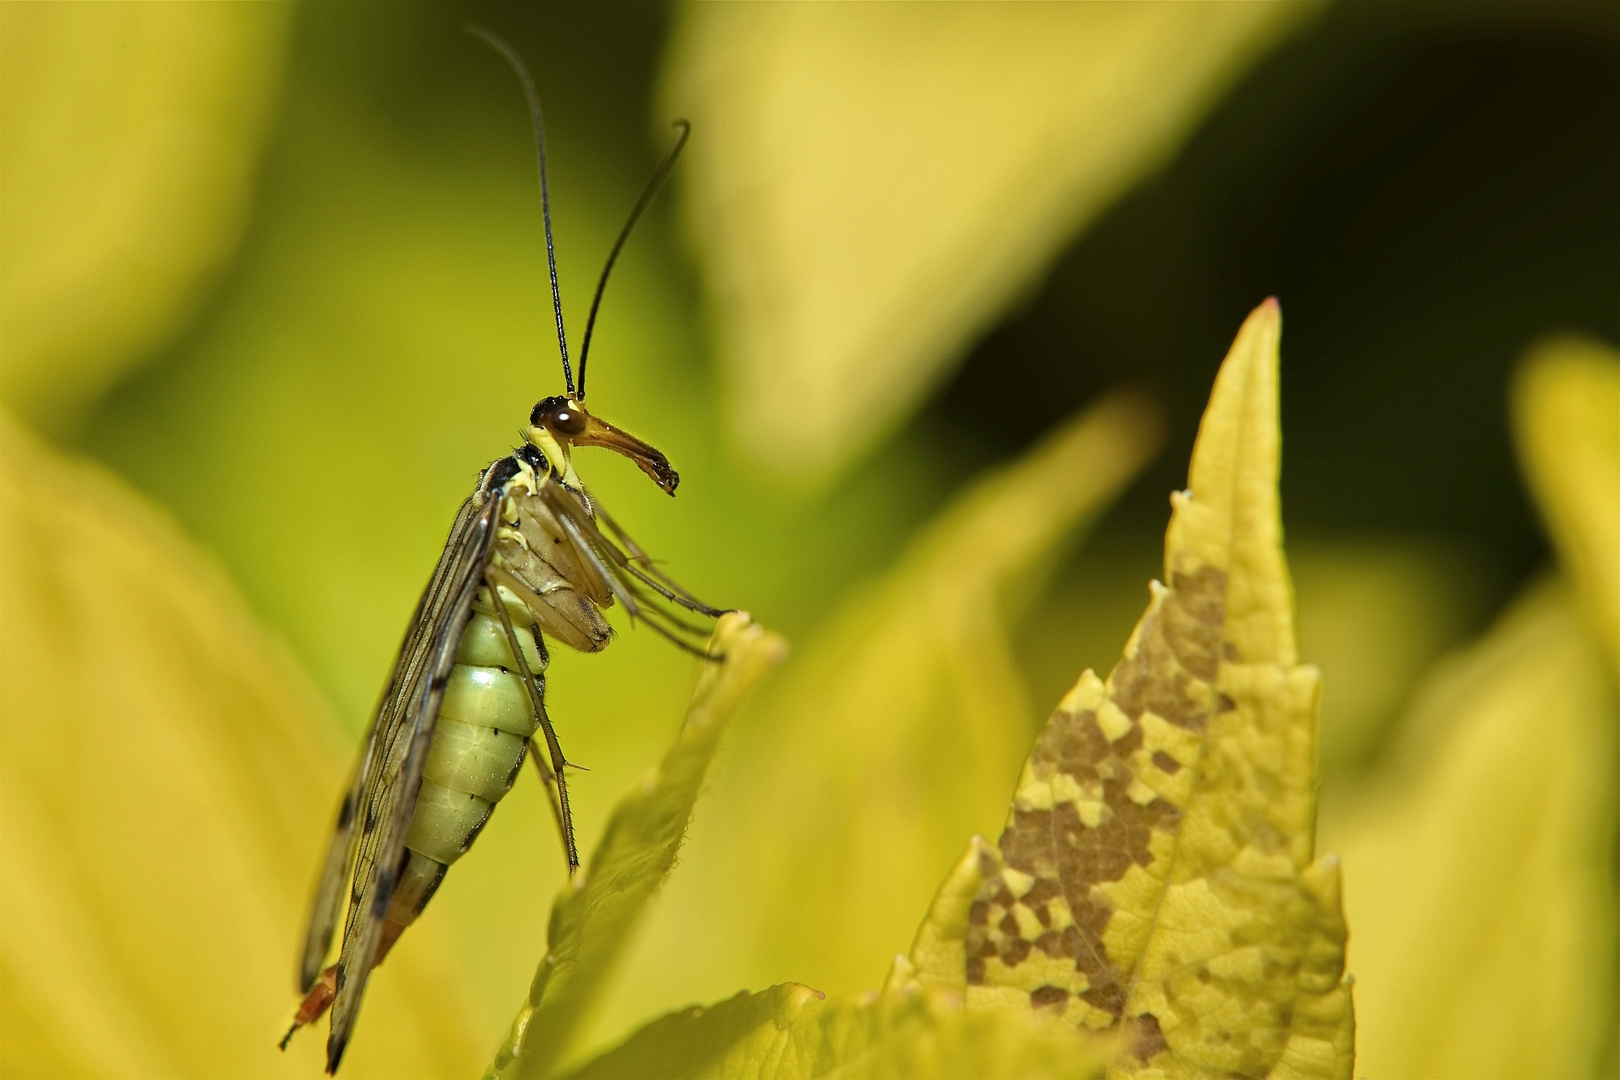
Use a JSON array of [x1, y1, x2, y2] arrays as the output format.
[[932, 1, 1620, 620]]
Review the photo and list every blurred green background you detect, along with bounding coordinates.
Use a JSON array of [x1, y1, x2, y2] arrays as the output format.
[[86, 0, 1620, 832], [5, 2, 1617, 1076], [85, 0, 1620, 775]]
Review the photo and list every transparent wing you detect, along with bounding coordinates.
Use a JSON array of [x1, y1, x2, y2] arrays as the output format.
[[323, 492, 501, 1073], [534, 478, 725, 655], [297, 756, 363, 993]]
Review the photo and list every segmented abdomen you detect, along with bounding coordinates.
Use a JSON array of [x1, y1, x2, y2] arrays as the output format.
[[383, 607, 544, 929]]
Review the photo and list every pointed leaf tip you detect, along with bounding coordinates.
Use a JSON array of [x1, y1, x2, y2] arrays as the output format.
[[906, 303, 1352, 1078], [1171, 297, 1293, 667], [1511, 336, 1620, 672]]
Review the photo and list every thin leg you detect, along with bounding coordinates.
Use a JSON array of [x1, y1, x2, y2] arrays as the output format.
[[526, 742, 571, 868], [487, 576, 580, 873], [516, 627, 574, 861]]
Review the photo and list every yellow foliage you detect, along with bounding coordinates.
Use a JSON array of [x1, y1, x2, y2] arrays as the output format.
[[7, 6, 1612, 1078], [566, 973, 1112, 1080], [1288, 539, 1486, 781], [1322, 582, 1616, 1078], [0, 2, 289, 438], [662, 2, 1313, 483], [0, 412, 484, 1078], [595, 390, 1162, 1043], [908, 301, 1353, 1078], [489, 614, 787, 1079], [1512, 337, 1620, 674]]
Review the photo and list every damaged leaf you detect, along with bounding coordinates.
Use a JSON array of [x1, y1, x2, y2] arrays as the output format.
[[621, 390, 1162, 1020], [908, 300, 1354, 1078]]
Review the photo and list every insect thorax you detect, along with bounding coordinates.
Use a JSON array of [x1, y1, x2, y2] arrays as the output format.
[[482, 457, 613, 655]]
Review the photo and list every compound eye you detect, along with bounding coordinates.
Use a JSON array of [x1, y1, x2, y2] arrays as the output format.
[[550, 406, 587, 437]]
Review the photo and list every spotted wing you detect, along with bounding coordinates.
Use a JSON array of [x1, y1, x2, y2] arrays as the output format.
[[323, 491, 501, 1073]]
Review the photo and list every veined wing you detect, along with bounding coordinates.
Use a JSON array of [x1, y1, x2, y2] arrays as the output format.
[[298, 754, 363, 994], [323, 490, 501, 1072], [534, 478, 725, 654], [295, 494, 496, 996]]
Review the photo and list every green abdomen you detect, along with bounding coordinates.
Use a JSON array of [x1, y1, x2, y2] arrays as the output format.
[[387, 609, 543, 925]]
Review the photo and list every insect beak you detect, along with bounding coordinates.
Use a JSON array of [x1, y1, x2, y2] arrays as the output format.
[[572, 413, 680, 495]]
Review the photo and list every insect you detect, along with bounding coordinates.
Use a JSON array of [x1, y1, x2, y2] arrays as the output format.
[[281, 29, 723, 1074]]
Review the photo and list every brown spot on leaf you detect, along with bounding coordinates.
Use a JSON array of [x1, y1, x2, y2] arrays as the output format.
[[963, 563, 1227, 1028], [1025, 877, 1061, 906], [1132, 1013, 1168, 1060], [1080, 974, 1127, 1016], [1163, 568, 1226, 679], [1001, 937, 1031, 965], [1109, 609, 1210, 730], [1031, 985, 1070, 1009]]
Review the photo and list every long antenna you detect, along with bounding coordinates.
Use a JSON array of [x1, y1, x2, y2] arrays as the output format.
[[468, 25, 574, 397], [576, 120, 690, 402]]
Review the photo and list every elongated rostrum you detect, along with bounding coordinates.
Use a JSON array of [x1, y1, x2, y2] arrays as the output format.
[[282, 30, 720, 1074]]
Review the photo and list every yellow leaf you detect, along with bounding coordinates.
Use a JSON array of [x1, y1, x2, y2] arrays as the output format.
[[663, 2, 1312, 483], [489, 614, 787, 1079], [565, 974, 1113, 1080], [1288, 539, 1486, 782], [908, 301, 1354, 1079], [1512, 336, 1620, 675], [596, 390, 1161, 1041], [0, 1, 288, 438], [0, 411, 485, 1078], [1320, 581, 1616, 1078]]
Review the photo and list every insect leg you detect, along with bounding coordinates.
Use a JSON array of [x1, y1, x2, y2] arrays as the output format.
[[592, 501, 727, 617], [526, 743, 568, 849], [514, 622, 568, 841], [487, 574, 580, 873]]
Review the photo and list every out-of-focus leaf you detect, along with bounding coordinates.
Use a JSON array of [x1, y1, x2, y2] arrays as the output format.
[[0, 411, 484, 1078], [663, 2, 1312, 484], [488, 614, 787, 1079], [909, 301, 1353, 1078], [0, 2, 288, 438], [1288, 539, 1487, 782], [1321, 582, 1616, 1078], [84, 7, 952, 1046], [1512, 336, 1620, 674], [566, 966, 1111, 1080], [597, 390, 1161, 1041]]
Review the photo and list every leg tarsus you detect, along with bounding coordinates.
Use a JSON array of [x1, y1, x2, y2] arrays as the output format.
[[280, 964, 338, 1050], [527, 741, 573, 869]]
